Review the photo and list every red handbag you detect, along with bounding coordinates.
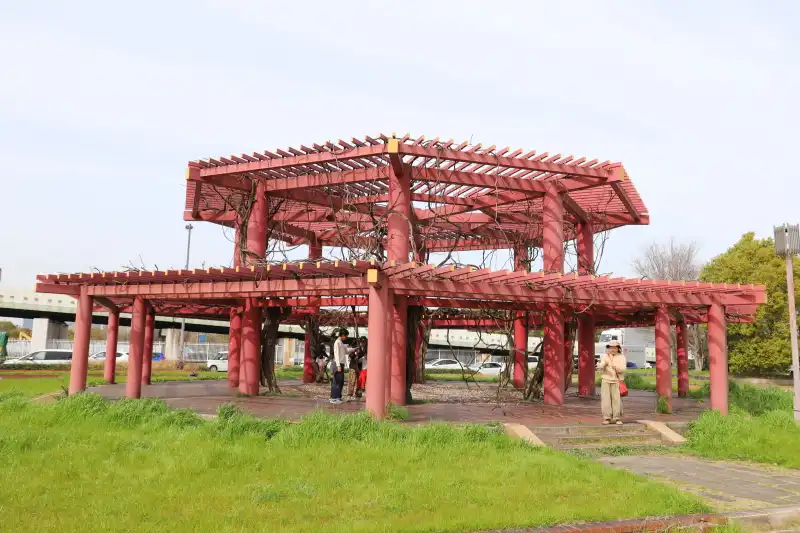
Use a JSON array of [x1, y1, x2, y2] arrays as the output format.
[[619, 381, 629, 397]]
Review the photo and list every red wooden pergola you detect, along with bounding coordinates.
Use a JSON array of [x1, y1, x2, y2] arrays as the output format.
[[38, 134, 765, 418]]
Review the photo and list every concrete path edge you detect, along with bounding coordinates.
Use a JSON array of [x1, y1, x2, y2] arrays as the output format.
[[503, 422, 545, 446], [638, 419, 686, 444]]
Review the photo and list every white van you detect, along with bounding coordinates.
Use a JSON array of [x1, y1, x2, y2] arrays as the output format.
[[206, 351, 228, 372], [2, 349, 73, 365]]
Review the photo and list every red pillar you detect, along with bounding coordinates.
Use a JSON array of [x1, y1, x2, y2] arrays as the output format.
[[542, 186, 565, 404], [103, 308, 119, 384], [228, 309, 242, 388], [708, 302, 728, 415], [366, 277, 391, 418], [126, 296, 146, 399], [576, 220, 595, 397], [69, 286, 92, 395], [246, 180, 268, 265], [388, 164, 410, 405], [576, 221, 594, 275], [141, 309, 155, 385], [513, 243, 528, 389], [543, 304, 565, 405], [577, 313, 596, 396], [543, 185, 564, 273], [303, 239, 323, 384], [238, 179, 267, 396], [390, 296, 408, 405], [655, 305, 672, 411], [239, 298, 262, 396], [676, 316, 690, 398]]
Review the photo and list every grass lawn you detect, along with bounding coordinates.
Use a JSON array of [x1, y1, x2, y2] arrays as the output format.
[[0, 369, 228, 397], [0, 376, 69, 396], [684, 383, 799, 469], [0, 392, 707, 533]]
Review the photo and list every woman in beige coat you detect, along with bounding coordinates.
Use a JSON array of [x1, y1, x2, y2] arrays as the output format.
[[597, 340, 626, 425]]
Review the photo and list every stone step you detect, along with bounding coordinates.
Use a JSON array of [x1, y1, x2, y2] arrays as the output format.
[[665, 421, 690, 436], [533, 423, 651, 436], [557, 439, 666, 452], [546, 433, 664, 448]]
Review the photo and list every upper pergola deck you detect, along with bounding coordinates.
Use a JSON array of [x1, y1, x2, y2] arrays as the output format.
[[184, 134, 649, 252]]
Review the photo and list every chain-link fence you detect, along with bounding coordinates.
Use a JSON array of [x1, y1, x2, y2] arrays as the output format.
[[5, 338, 306, 365]]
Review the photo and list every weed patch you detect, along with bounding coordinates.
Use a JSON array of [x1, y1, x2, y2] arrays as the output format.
[[0, 392, 707, 532]]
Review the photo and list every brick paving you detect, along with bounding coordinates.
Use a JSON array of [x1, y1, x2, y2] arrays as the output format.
[[600, 455, 800, 511], [89, 380, 703, 427]]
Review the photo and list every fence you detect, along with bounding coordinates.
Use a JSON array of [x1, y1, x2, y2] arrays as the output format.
[[4, 338, 305, 365]]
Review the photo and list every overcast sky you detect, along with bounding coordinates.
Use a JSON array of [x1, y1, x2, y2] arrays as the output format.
[[1, 0, 798, 289]]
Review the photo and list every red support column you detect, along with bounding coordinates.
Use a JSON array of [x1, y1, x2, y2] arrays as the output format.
[[676, 316, 690, 398], [366, 274, 391, 418], [513, 244, 528, 389], [303, 239, 323, 384], [576, 220, 595, 397], [239, 298, 262, 396], [388, 162, 410, 405], [141, 309, 155, 385], [708, 302, 729, 415], [576, 221, 594, 275], [126, 296, 146, 399], [390, 296, 408, 405], [543, 185, 564, 273], [228, 308, 242, 388], [543, 186, 565, 404], [577, 312, 596, 397], [68, 286, 92, 395], [543, 304, 565, 405], [655, 305, 672, 412], [246, 181, 268, 265], [239, 178, 267, 396], [103, 308, 119, 384]]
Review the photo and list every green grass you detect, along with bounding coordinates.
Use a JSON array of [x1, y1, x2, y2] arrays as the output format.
[[0, 392, 707, 533], [596, 373, 708, 394], [424, 371, 499, 383], [0, 370, 228, 397], [684, 383, 799, 469], [0, 376, 69, 396]]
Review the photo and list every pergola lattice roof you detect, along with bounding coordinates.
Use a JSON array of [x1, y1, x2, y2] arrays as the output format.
[[184, 134, 649, 251], [36, 260, 765, 326]]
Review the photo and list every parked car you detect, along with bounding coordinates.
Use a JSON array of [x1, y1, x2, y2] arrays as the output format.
[[527, 355, 539, 369], [467, 361, 505, 375], [424, 358, 465, 371], [89, 351, 129, 363], [206, 351, 229, 372], [2, 349, 73, 365]]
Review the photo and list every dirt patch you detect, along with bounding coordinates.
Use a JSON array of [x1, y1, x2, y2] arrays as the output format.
[[280, 380, 526, 404]]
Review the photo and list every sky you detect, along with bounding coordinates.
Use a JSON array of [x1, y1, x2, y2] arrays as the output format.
[[1, 0, 799, 289]]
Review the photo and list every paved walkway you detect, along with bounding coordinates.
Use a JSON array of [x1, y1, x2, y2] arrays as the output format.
[[89, 380, 703, 427], [600, 455, 800, 511]]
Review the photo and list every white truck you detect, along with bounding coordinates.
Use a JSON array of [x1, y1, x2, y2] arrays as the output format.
[[595, 328, 655, 369]]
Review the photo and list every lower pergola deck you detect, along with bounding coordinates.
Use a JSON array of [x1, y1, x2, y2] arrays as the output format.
[[37, 259, 765, 418], [86, 380, 704, 426]]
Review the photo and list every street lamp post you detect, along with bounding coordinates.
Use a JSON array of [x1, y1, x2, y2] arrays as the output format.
[[774, 223, 800, 422], [179, 224, 193, 365]]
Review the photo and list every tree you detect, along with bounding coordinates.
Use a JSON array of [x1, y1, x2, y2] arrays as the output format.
[[0, 321, 30, 339], [633, 238, 700, 281], [632, 238, 706, 369], [701, 232, 799, 375]]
